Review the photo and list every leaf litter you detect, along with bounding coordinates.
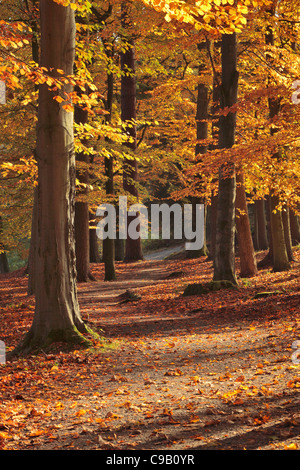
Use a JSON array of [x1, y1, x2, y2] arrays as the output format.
[[0, 248, 299, 450]]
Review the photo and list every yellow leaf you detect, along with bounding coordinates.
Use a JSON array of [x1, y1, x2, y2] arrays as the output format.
[[191, 375, 201, 383], [29, 430, 45, 437], [284, 443, 298, 450], [54, 95, 65, 104]]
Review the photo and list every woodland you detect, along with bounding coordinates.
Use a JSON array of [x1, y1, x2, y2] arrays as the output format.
[[0, 0, 300, 452]]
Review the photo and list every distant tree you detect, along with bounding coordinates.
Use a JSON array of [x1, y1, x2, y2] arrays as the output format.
[[121, 1, 143, 261]]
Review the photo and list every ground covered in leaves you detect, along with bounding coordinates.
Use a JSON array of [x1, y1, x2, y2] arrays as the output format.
[[0, 248, 299, 451]]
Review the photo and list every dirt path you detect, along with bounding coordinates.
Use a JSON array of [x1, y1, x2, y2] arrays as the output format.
[[0, 253, 300, 451], [144, 244, 184, 261]]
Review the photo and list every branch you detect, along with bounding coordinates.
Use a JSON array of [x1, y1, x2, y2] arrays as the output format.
[[137, 123, 148, 148], [90, 5, 113, 25]]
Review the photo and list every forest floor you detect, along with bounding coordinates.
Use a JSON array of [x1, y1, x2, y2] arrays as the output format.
[[0, 247, 300, 451]]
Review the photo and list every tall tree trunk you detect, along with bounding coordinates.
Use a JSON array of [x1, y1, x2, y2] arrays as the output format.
[[235, 171, 257, 277], [0, 252, 9, 273], [265, 3, 290, 272], [207, 65, 220, 262], [257, 195, 274, 267], [254, 198, 269, 250], [89, 210, 101, 262], [27, 3, 39, 293], [74, 86, 95, 282], [270, 196, 290, 271], [103, 67, 116, 280], [0, 217, 9, 274], [282, 205, 295, 261], [11, 0, 93, 356], [289, 209, 300, 245], [27, 187, 38, 294], [213, 33, 238, 285], [186, 76, 208, 258], [121, 1, 143, 262], [88, 153, 100, 263]]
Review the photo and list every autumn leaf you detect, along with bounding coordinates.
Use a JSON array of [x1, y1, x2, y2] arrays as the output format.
[[164, 369, 183, 376], [284, 443, 298, 450]]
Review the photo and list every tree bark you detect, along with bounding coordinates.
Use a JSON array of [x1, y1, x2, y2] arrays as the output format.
[[121, 1, 143, 262], [282, 205, 295, 261], [89, 210, 101, 262], [207, 65, 220, 262], [27, 187, 38, 294], [0, 216, 9, 273], [270, 196, 290, 271], [289, 209, 300, 245], [235, 171, 257, 277], [74, 86, 95, 282], [254, 198, 269, 250], [27, 4, 39, 293], [103, 67, 116, 280], [265, 2, 290, 272], [213, 33, 238, 285], [11, 0, 94, 356], [186, 78, 208, 258]]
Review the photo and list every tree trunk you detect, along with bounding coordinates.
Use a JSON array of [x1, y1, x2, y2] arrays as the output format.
[[0, 252, 9, 273], [208, 194, 218, 261], [235, 171, 257, 277], [270, 196, 290, 271], [282, 205, 295, 261], [115, 238, 125, 261], [265, 2, 290, 272], [207, 64, 220, 262], [27, 5, 39, 293], [103, 148, 116, 280], [103, 63, 116, 280], [0, 216, 9, 273], [121, 1, 143, 262], [254, 198, 269, 250], [89, 210, 101, 262], [74, 88, 95, 282], [186, 79, 208, 258], [290, 209, 300, 245], [213, 33, 238, 285], [27, 187, 38, 294], [257, 195, 274, 267], [11, 0, 94, 356]]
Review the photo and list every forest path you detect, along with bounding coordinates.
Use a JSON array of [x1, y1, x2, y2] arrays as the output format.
[[0, 250, 300, 451]]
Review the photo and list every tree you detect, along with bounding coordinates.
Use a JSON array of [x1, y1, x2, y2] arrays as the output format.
[[186, 43, 209, 259], [235, 170, 257, 277], [103, 40, 117, 281], [213, 32, 238, 285], [254, 198, 269, 251], [121, 1, 143, 262], [265, 1, 291, 272], [290, 209, 300, 245], [74, 83, 95, 282], [11, 0, 95, 356], [0, 217, 9, 273]]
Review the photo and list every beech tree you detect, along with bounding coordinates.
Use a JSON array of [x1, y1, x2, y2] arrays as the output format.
[[265, 1, 290, 272], [0, 0, 299, 298], [121, 1, 143, 262], [213, 32, 239, 285], [11, 0, 94, 355]]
